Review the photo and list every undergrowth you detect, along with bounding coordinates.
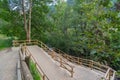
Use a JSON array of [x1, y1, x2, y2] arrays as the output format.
[[29, 60, 41, 80]]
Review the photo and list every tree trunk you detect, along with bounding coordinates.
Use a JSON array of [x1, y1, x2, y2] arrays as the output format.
[[28, 0, 32, 41], [21, 0, 27, 39]]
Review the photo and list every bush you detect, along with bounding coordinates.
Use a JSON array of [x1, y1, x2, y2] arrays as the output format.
[[0, 38, 13, 50], [29, 60, 41, 80]]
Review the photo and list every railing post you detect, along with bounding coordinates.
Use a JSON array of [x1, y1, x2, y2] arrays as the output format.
[[108, 72, 110, 80], [43, 75, 45, 80], [58, 49, 60, 54], [35, 40, 38, 45], [60, 57, 62, 67], [51, 51, 55, 59], [77, 57, 80, 64], [66, 54, 69, 60], [71, 67, 73, 77], [105, 68, 111, 80], [22, 46, 26, 60], [89, 60, 93, 69], [80, 58, 82, 65], [41, 41, 42, 48], [111, 71, 116, 80], [25, 56, 30, 69]]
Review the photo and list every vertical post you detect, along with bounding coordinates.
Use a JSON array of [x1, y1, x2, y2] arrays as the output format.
[[58, 49, 60, 54], [91, 60, 93, 69], [108, 70, 110, 80], [89, 60, 93, 69], [41, 41, 42, 48], [66, 54, 68, 60], [60, 57, 62, 67], [43, 75, 45, 80], [25, 56, 30, 68], [71, 67, 73, 77], [80, 58, 82, 65], [22, 46, 26, 60], [36, 40, 38, 45], [52, 51, 54, 59], [77, 57, 80, 64]]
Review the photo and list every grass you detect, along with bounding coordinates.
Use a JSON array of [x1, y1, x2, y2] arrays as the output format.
[[29, 60, 41, 80], [0, 39, 12, 50], [0, 34, 14, 50]]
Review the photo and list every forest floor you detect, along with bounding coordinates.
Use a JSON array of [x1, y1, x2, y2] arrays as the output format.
[[0, 47, 19, 80]]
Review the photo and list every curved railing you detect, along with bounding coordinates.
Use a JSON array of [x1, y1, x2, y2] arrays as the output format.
[[13, 40, 116, 80], [54, 48, 116, 80], [20, 45, 50, 80], [18, 41, 74, 79]]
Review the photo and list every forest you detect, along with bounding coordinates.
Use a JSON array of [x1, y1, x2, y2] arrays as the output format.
[[0, 0, 120, 77]]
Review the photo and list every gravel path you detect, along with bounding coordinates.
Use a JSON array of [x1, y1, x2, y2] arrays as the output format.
[[0, 47, 19, 80], [27, 45, 104, 80]]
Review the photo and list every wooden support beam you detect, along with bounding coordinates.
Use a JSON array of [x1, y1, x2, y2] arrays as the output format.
[[17, 60, 22, 80], [21, 61, 33, 80]]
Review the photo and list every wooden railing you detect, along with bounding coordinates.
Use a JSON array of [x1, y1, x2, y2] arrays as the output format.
[[13, 40, 74, 77], [19, 45, 34, 80], [54, 48, 116, 80], [13, 40, 116, 80], [46, 50, 74, 77], [55, 55, 74, 77], [37, 40, 74, 77], [13, 40, 38, 47], [20, 45, 50, 80]]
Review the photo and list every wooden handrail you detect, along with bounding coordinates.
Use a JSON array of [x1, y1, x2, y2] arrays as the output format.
[[13, 40, 116, 80], [36, 41, 74, 77], [13, 40, 38, 47], [54, 48, 116, 80], [104, 68, 111, 80], [21, 46, 50, 80], [53, 53, 74, 77]]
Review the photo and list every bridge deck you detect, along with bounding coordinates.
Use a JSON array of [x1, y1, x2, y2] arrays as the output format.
[[27, 45, 105, 80], [0, 48, 19, 80]]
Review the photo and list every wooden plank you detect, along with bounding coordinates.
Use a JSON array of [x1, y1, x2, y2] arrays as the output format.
[[17, 60, 22, 80], [104, 68, 110, 80], [21, 61, 33, 80]]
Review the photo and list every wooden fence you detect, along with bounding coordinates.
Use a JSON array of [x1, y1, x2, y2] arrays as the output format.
[[13, 40, 116, 80], [20, 45, 50, 80], [16, 40, 74, 78], [54, 48, 116, 80]]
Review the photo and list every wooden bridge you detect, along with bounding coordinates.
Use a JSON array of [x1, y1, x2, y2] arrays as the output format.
[[0, 40, 116, 80]]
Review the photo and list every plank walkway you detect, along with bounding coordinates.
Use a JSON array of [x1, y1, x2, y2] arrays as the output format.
[[27, 45, 105, 80], [0, 47, 19, 80]]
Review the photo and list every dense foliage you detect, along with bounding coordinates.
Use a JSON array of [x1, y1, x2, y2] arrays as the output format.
[[46, 0, 120, 72], [0, 0, 120, 74]]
